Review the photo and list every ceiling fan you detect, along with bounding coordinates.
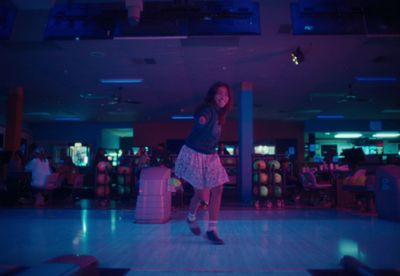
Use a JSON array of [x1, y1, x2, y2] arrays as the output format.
[[108, 94, 142, 105], [83, 86, 141, 106], [107, 86, 142, 105], [336, 84, 371, 104], [309, 84, 371, 104]]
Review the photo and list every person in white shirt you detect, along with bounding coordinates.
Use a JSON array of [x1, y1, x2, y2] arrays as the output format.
[[24, 147, 51, 206]]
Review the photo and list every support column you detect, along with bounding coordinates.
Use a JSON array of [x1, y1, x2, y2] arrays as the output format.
[[239, 82, 253, 204], [5, 87, 24, 152]]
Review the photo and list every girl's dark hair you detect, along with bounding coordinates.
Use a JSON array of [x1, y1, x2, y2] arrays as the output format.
[[195, 82, 233, 124]]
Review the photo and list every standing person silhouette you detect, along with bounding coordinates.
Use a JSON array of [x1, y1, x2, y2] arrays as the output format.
[[174, 82, 233, 245]]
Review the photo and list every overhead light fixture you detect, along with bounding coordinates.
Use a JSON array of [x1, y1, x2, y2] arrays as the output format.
[[382, 109, 400, 113], [297, 109, 321, 113], [372, 132, 400, 138], [55, 116, 81, 121], [114, 36, 188, 40], [100, 79, 143, 84], [334, 133, 362, 139], [24, 112, 51, 116], [316, 115, 345, 119], [291, 47, 304, 65], [355, 76, 397, 82], [171, 115, 194, 120]]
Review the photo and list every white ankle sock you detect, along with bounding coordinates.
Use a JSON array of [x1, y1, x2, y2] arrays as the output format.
[[187, 212, 196, 222], [207, 220, 218, 232]]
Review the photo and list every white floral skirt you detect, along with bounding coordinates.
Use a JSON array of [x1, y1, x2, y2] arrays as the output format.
[[174, 145, 229, 189]]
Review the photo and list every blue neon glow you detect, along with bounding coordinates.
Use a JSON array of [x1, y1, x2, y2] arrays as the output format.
[[100, 79, 143, 84], [317, 115, 345, 119], [355, 76, 397, 82], [304, 25, 314, 31], [55, 117, 81, 121], [171, 116, 194, 120]]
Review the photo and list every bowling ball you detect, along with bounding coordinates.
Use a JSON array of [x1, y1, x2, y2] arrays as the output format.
[[118, 185, 125, 194], [226, 158, 236, 165], [117, 175, 125, 185], [96, 185, 110, 197], [117, 166, 131, 174], [269, 160, 280, 170], [260, 185, 268, 197], [274, 186, 282, 198], [259, 172, 268, 184], [96, 174, 109, 185], [253, 160, 259, 170], [253, 160, 267, 170], [253, 173, 259, 183], [274, 173, 282, 184], [169, 177, 182, 187], [97, 161, 111, 172]]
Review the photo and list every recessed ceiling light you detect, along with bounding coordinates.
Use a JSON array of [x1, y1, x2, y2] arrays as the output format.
[[114, 36, 187, 40], [297, 109, 321, 113], [55, 117, 81, 121], [90, 51, 105, 58], [355, 76, 397, 82], [171, 115, 194, 120], [80, 93, 107, 99], [382, 109, 400, 113], [100, 79, 143, 84], [372, 132, 400, 138], [334, 133, 362, 138], [24, 112, 50, 116], [316, 115, 344, 119]]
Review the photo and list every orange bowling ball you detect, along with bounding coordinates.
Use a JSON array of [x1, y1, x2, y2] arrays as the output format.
[[96, 174, 110, 185], [96, 185, 110, 197], [117, 166, 131, 174]]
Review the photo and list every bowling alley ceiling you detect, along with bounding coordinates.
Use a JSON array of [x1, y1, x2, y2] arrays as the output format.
[[0, 0, 400, 123]]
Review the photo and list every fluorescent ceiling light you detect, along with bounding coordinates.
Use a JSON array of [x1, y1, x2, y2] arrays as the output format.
[[297, 109, 321, 113], [171, 116, 194, 120], [114, 36, 187, 40], [55, 117, 81, 121], [334, 133, 362, 138], [382, 109, 400, 113], [100, 79, 143, 84], [317, 115, 344, 119], [372, 132, 400, 138], [355, 76, 397, 82], [24, 112, 50, 116]]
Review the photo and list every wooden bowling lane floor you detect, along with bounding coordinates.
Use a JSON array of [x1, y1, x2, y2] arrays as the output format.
[[0, 206, 399, 274]]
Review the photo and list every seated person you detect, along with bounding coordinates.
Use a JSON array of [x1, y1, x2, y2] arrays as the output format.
[[94, 147, 109, 166], [118, 149, 133, 168], [93, 147, 113, 175], [136, 146, 150, 180], [58, 150, 79, 187], [150, 143, 172, 168], [24, 147, 52, 207]]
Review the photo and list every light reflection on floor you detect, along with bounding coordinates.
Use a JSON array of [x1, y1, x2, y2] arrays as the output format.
[[0, 207, 399, 273]]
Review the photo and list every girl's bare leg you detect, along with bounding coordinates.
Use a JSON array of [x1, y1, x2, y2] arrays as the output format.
[[205, 185, 224, 244]]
